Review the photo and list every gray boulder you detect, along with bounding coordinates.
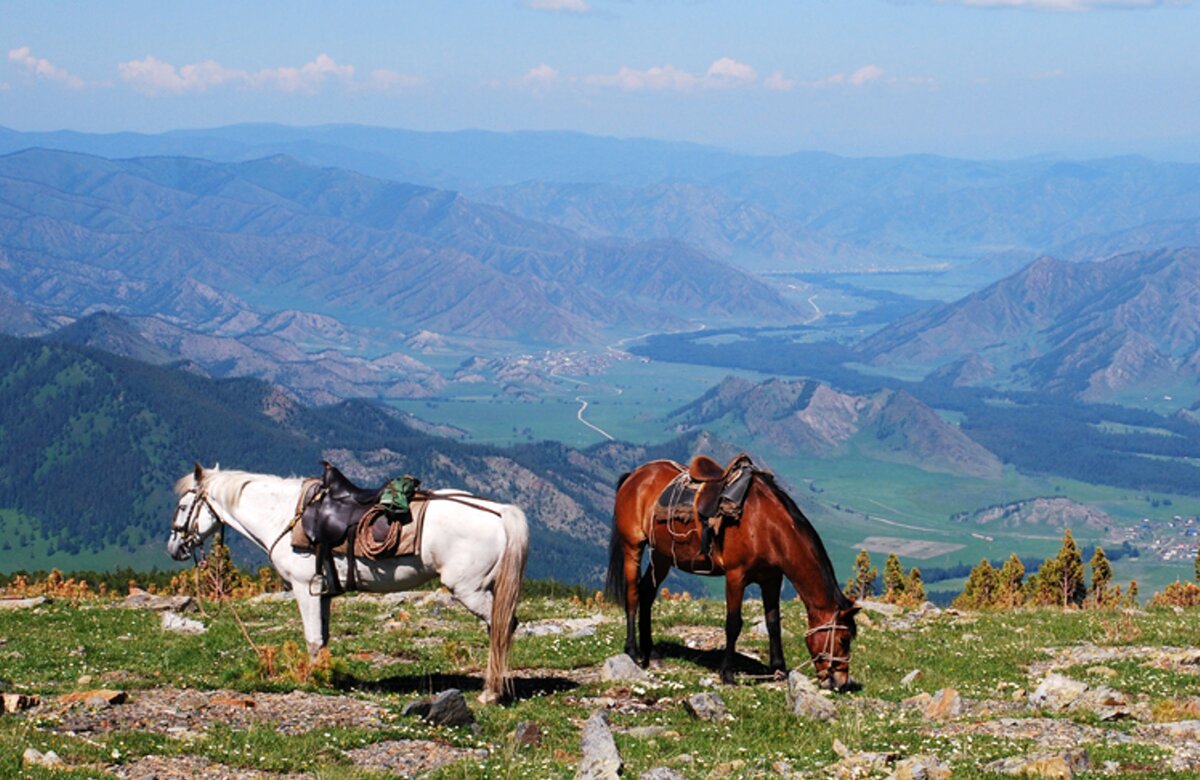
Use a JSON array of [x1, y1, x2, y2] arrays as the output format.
[[601, 653, 648, 682], [577, 710, 622, 780], [426, 688, 475, 727], [683, 692, 728, 721]]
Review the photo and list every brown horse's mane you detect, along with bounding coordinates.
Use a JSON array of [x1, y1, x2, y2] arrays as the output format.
[[755, 470, 857, 631]]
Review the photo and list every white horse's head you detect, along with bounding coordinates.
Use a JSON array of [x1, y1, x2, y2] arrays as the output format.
[[167, 463, 224, 560]]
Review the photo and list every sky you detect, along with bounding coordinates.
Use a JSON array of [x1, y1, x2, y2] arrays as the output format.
[[2, 0, 1198, 160]]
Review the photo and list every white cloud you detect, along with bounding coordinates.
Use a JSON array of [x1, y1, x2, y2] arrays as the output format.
[[8, 46, 86, 89], [117, 53, 412, 96], [706, 57, 757, 87], [907, 0, 1188, 9], [763, 70, 796, 92], [584, 58, 758, 92], [802, 65, 887, 88], [522, 63, 561, 86], [527, 0, 591, 12]]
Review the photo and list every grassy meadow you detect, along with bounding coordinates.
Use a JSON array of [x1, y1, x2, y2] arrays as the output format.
[[3, 588, 1200, 778]]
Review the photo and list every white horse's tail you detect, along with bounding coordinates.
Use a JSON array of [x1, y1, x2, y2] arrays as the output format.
[[484, 504, 529, 701]]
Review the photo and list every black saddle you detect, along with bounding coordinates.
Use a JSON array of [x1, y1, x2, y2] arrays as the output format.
[[299, 462, 393, 595]]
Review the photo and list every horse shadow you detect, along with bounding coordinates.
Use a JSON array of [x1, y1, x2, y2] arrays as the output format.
[[338, 671, 578, 702], [650, 640, 774, 679]]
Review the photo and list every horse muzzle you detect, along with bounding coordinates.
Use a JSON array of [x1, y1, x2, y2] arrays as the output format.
[[166, 534, 192, 561]]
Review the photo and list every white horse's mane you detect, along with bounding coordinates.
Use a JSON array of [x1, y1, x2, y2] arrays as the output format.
[[174, 466, 299, 510]]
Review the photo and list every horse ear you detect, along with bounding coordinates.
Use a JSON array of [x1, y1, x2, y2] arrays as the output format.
[[193, 462, 204, 483]]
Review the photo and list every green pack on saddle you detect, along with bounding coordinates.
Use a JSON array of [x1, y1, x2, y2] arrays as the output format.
[[379, 475, 420, 517]]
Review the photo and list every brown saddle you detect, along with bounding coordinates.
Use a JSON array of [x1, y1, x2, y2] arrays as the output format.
[[297, 462, 419, 595], [654, 454, 758, 555]]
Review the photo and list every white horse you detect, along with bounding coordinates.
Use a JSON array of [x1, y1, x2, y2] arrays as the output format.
[[166, 464, 529, 702]]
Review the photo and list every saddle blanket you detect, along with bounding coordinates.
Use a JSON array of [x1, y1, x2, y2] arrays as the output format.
[[293, 497, 427, 559]]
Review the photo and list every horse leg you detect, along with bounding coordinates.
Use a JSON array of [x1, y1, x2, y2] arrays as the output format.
[[761, 571, 786, 676], [622, 542, 644, 661], [637, 553, 671, 666], [720, 570, 747, 685], [295, 589, 329, 657]]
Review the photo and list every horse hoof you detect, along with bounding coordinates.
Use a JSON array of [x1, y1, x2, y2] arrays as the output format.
[[720, 672, 737, 685]]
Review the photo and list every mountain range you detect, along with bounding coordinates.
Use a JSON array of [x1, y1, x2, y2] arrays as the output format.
[[0, 147, 800, 348], [668, 376, 1003, 479], [859, 248, 1200, 400], [4, 124, 1200, 274]]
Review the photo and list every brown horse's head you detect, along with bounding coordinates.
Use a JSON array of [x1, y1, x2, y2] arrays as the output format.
[[805, 605, 859, 692]]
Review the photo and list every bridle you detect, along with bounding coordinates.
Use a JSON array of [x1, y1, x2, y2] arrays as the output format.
[[171, 485, 221, 561], [804, 614, 852, 677]]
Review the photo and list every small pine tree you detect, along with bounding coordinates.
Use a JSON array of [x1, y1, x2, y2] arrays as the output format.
[[1195, 545, 1200, 584], [995, 553, 1026, 609], [844, 549, 878, 601], [954, 558, 998, 610], [1125, 579, 1139, 608], [906, 567, 926, 606], [1090, 546, 1113, 608], [883, 553, 907, 603], [1056, 530, 1087, 608]]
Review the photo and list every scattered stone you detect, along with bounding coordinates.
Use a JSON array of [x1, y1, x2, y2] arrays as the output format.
[[77, 674, 93, 686], [402, 698, 432, 718], [123, 590, 195, 613], [683, 692, 728, 721], [578, 710, 622, 780], [1086, 665, 1118, 679], [0, 596, 47, 609], [983, 749, 1091, 778], [856, 599, 903, 616], [829, 738, 896, 778], [923, 688, 962, 721], [2, 692, 39, 713], [902, 692, 933, 710], [712, 759, 746, 775], [1029, 674, 1089, 711], [161, 611, 206, 634], [935, 718, 1121, 751], [640, 768, 687, 780], [22, 748, 63, 768], [888, 754, 951, 780], [901, 669, 923, 687], [248, 590, 294, 603], [425, 689, 475, 727], [790, 688, 838, 721], [518, 614, 604, 638], [513, 720, 542, 747], [345, 738, 487, 776], [60, 689, 128, 708], [600, 653, 648, 682]]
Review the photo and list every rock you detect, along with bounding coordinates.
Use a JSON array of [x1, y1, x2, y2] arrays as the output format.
[[513, 720, 542, 747], [402, 698, 432, 718], [683, 692, 727, 721], [518, 614, 604, 638], [60, 689, 127, 708], [923, 688, 962, 721], [123, 592, 195, 612], [1029, 674, 1089, 711], [1, 693, 39, 713], [578, 710, 622, 780], [600, 653, 648, 682], [856, 599, 903, 616], [22, 748, 63, 768], [1085, 665, 1118, 679], [902, 692, 933, 710], [983, 749, 1091, 778], [889, 755, 951, 780], [0, 596, 47, 609], [639, 768, 688, 780], [829, 738, 896, 778], [425, 689, 474, 727], [248, 590, 294, 603], [77, 674, 93, 686], [786, 669, 819, 705], [790, 689, 838, 721], [161, 611, 206, 634], [901, 669, 923, 687]]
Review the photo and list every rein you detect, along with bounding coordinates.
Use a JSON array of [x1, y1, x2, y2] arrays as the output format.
[[171, 485, 220, 561], [797, 615, 852, 671]]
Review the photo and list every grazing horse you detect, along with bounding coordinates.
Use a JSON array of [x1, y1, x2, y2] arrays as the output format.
[[166, 464, 528, 702], [605, 459, 858, 690]]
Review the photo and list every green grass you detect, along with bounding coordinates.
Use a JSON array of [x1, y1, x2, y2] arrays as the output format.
[[4, 592, 1200, 778]]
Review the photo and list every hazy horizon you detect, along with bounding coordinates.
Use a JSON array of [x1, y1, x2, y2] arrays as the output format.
[[4, 1, 1199, 161]]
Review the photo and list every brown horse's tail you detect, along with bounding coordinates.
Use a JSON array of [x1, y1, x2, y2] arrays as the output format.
[[604, 471, 633, 604], [484, 504, 529, 702]]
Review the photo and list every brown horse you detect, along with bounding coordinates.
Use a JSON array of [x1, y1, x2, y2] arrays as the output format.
[[605, 459, 859, 690]]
